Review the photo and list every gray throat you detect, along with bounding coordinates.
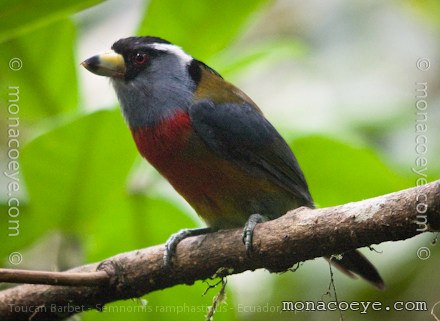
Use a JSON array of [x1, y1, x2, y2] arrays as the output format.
[[112, 78, 194, 129]]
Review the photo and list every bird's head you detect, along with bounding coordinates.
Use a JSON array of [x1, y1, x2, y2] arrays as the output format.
[[82, 36, 220, 129]]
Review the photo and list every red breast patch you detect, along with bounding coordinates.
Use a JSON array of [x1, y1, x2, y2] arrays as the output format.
[[131, 110, 193, 168]]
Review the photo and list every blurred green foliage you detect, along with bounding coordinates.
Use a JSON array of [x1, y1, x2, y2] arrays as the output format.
[[138, 0, 268, 60], [0, 0, 438, 321], [0, 0, 104, 43], [0, 20, 78, 121]]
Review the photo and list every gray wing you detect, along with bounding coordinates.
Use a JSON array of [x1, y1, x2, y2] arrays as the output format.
[[188, 100, 313, 206]]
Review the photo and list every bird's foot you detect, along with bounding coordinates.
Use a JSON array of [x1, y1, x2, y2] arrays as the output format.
[[242, 214, 268, 256], [164, 227, 212, 268]]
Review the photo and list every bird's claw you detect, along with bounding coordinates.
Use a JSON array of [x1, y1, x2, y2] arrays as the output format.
[[163, 235, 178, 268], [163, 229, 191, 268], [163, 227, 212, 268], [242, 214, 267, 257], [242, 225, 254, 256]]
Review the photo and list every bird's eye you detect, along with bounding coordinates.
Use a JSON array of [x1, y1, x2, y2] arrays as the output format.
[[133, 53, 148, 65]]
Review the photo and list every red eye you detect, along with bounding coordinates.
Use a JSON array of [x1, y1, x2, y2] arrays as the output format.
[[133, 53, 148, 65]]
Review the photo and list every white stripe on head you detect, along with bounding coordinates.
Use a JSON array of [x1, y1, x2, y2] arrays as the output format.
[[149, 43, 193, 66]]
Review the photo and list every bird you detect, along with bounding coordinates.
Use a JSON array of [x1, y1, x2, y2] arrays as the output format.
[[81, 36, 384, 290]]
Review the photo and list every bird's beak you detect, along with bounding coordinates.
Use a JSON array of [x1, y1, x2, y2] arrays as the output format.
[[81, 50, 126, 78]]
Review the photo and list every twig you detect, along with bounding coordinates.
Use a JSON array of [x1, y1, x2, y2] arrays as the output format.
[[0, 269, 109, 286]]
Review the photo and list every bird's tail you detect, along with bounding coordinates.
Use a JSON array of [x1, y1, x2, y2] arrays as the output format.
[[325, 250, 385, 290]]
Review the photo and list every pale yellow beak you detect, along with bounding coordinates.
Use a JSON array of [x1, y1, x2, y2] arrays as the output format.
[[81, 50, 126, 78]]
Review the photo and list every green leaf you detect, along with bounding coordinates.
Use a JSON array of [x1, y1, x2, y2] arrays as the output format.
[[84, 194, 199, 262], [21, 109, 137, 237], [137, 0, 270, 60], [211, 37, 307, 77], [0, 0, 104, 43], [0, 19, 78, 121], [291, 135, 412, 207]]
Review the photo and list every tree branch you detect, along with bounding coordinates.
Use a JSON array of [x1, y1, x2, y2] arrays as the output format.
[[1, 180, 439, 321]]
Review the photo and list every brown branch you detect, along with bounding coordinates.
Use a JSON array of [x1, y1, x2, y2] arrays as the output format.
[[0, 180, 439, 321]]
